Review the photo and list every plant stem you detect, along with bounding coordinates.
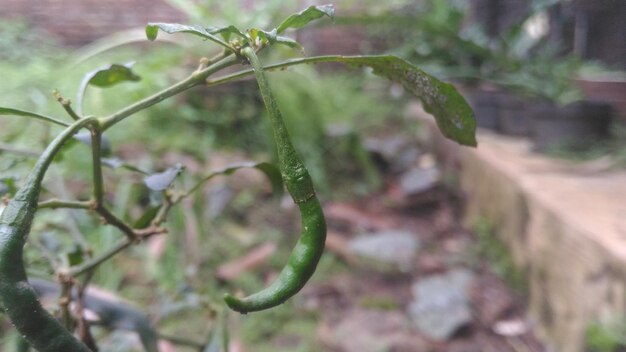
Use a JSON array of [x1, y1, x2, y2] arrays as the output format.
[[54, 91, 83, 121], [90, 126, 105, 205], [95, 205, 136, 241], [38, 199, 92, 210], [68, 238, 132, 277], [100, 52, 239, 131], [0, 108, 70, 127], [206, 55, 349, 87]]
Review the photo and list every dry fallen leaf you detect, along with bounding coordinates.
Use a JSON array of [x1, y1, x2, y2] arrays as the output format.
[[216, 242, 277, 281]]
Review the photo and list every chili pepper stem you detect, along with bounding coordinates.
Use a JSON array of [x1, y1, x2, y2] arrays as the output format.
[[223, 47, 327, 314]]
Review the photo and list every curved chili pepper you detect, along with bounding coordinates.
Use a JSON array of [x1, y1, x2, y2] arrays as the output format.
[[223, 47, 327, 313], [0, 117, 97, 352]]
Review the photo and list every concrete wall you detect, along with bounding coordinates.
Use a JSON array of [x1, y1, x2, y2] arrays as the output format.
[[414, 103, 626, 352]]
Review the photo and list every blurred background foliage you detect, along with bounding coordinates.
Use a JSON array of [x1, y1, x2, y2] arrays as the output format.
[[0, 1, 405, 350]]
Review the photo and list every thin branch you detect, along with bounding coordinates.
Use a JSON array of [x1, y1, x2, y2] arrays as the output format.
[[95, 205, 136, 241], [90, 127, 105, 205], [68, 238, 132, 277], [151, 191, 177, 226], [0, 107, 70, 127], [67, 226, 165, 277], [38, 199, 93, 210], [54, 91, 83, 121], [183, 174, 220, 199], [100, 52, 239, 131], [58, 278, 75, 330], [206, 55, 351, 87], [75, 271, 99, 351]]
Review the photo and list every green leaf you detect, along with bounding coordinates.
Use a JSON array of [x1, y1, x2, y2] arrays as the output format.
[[275, 36, 304, 51], [341, 56, 476, 146], [144, 164, 185, 191], [85, 62, 141, 88], [207, 25, 247, 42], [77, 62, 141, 114], [67, 246, 84, 266], [246, 29, 302, 51], [146, 23, 233, 50], [204, 310, 229, 352], [209, 55, 477, 146], [246, 162, 283, 197], [276, 4, 335, 33], [0, 107, 69, 127], [249, 28, 277, 44], [133, 204, 160, 229]]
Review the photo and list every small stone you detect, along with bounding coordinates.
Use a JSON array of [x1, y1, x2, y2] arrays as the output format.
[[493, 318, 529, 336], [347, 230, 421, 272], [399, 165, 440, 196], [408, 268, 475, 340]]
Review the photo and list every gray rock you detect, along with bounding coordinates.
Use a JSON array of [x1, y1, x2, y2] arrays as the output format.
[[408, 268, 475, 340], [364, 136, 423, 172], [348, 230, 421, 271], [399, 165, 441, 196]]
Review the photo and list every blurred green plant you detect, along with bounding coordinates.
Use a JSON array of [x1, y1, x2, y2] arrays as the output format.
[[353, 0, 583, 105], [0, 4, 476, 351], [585, 318, 626, 352], [472, 218, 528, 294]]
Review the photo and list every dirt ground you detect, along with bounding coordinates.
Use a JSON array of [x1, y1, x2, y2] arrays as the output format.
[[293, 178, 546, 352]]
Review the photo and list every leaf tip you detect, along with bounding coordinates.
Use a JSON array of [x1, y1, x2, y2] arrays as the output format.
[[146, 24, 158, 41]]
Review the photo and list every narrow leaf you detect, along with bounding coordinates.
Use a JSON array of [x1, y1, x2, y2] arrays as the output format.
[[250, 29, 303, 51], [86, 62, 141, 87], [77, 62, 141, 114], [146, 23, 233, 51], [0, 107, 69, 127], [276, 4, 335, 33], [275, 36, 304, 51], [341, 56, 476, 146], [207, 25, 247, 42], [144, 164, 185, 191], [204, 310, 229, 352], [133, 204, 160, 229], [210, 55, 477, 146], [250, 163, 283, 196]]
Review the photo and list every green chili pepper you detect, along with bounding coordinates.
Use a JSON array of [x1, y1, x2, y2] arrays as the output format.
[[0, 118, 97, 352], [223, 47, 327, 314]]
